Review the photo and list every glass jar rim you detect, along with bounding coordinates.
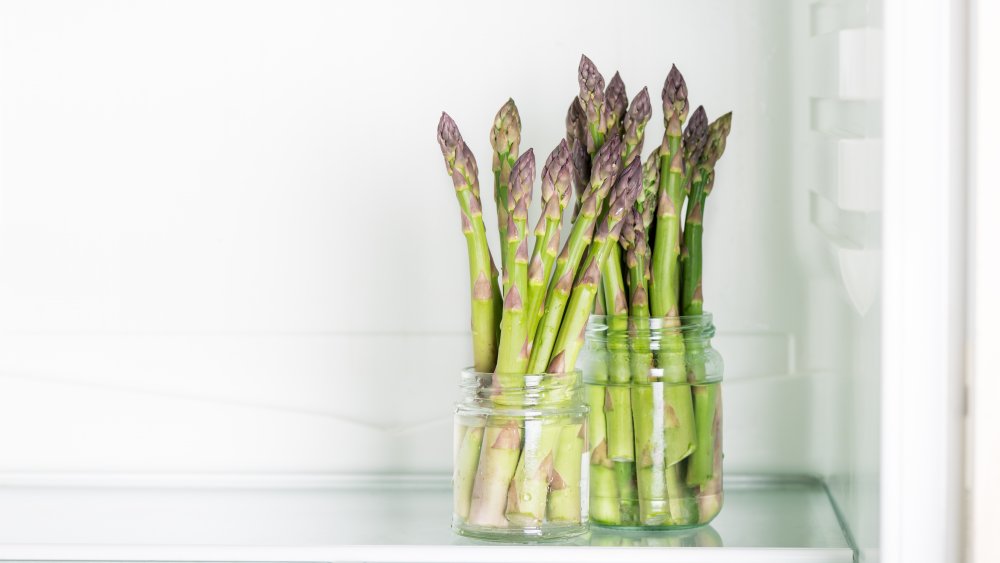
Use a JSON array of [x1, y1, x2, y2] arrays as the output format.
[[458, 368, 586, 410], [586, 312, 714, 331], [459, 368, 583, 391]]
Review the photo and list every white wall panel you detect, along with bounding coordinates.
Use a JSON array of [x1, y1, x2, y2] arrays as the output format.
[[0, 0, 823, 477]]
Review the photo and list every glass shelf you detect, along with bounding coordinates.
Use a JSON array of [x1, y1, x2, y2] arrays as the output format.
[[0, 474, 853, 562]]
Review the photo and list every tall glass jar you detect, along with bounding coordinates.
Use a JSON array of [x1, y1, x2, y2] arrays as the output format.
[[453, 369, 589, 540], [582, 314, 723, 529]]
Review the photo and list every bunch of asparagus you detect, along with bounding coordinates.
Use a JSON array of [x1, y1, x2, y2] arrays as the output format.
[[438, 54, 731, 530], [590, 63, 733, 527]]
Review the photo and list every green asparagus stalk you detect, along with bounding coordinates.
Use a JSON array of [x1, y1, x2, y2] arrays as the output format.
[[438, 114, 504, 524], [610, 97, 653, 524], [652, 64, 690, 322], [605, 71, 628, 137], [683, 112, 732, 491], [496, 149, 536, 377], [586, 339, 618, 523], [437, 113, 502, 373], [548, 158, 643, 523], [491, 100, 522, 291], [651, 65, 696, 458], [651, 66, 697, 525], [528, 135, 623, 374], [506, 143, 573, 525], [533, 141, 622, 524], [622, 206, 668, 524], [578, 55, 608, 157], [622, 87, 652, 167], [468, 150, 535, 528], [601, 205, 638, 525], [578, 56, 610, 317]]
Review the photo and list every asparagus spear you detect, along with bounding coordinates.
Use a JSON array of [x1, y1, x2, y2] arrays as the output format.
[[638, 148, 660, 232], [491, 100, 522, 291], [622, 205, 669, 524], [622, 87, 652, 166], [496, 149, 536, 376], [652, 64, 690, 323], [651, 65, 698, 525], [438, 114, 503, 522], [547, 157, 643, 523], [468, 150, 535, 528], [605, 72, 628, 137], [601, 192, 638, 525], [506, 144, 573, 525], [586, 334, 617, 523], [526, 141, 574, 348], [577, 56, 610, 316], [437, 113, 502, 373], [578, 55, 608, 157], [612, 102, 654, 520], [683, 112, 732, 493], [570, 138, 592, 222], [566, 100, 591, 221], [527, 135, 623, 374], [681, 106, 710, 193]]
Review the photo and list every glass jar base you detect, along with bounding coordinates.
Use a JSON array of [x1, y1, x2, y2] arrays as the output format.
[[591, 521, 710, 531], [588, 492, 723, 529], [453, 519, 588, 542]]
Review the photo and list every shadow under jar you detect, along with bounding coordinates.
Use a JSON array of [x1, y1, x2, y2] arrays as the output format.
[[453, 369, 588, 541], [582, 314, 723, 529]]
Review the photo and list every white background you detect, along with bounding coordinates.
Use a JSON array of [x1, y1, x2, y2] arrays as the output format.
[[0, 0, 819, 475]]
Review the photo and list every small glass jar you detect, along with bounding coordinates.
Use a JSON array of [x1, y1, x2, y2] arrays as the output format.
[[453, 369, 588, 540], [582, 314, 723, 529]]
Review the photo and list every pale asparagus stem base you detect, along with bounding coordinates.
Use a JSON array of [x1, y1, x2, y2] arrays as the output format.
[[605, 309, 637, 524], [662, 345, 696, 465], [454, 424, 485, 520], [547, 422, 585, 522], [665, 461, 696, 525], [467, 421, 522, 527], [687, 382, 717, 486], [613, 460, 639, 524], [590, 458, 620, 524], [506, 420, 561, 524], [629, 316, 668, 524], [631, 383, 669, 524], [696, 384, 723, 523], [586, 345, 619, 524]]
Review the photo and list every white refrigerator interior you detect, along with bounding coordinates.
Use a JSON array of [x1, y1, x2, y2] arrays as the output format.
[[0, 0, 965, 562]]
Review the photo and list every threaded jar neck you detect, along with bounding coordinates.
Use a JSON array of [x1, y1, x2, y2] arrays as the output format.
[[458, 369, 585, 411], [585, 313, 716, 345]]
